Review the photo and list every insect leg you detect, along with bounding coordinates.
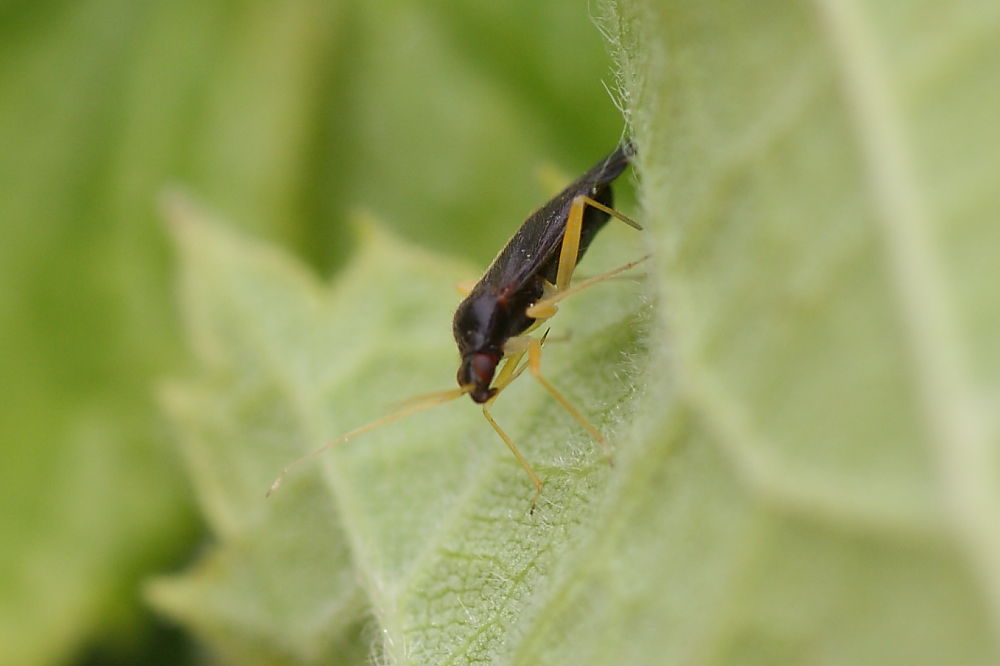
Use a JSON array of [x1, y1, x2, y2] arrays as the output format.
[[482, 406, 543, 510], [525, 337, 613, 462], [490, 351, 528, 395], [577, 195, 642, 230], [541, 195, 643, 320], [554, 195, 588, 292], [526, 254, 650, 319]]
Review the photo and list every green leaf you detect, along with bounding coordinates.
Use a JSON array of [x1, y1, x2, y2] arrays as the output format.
[[151, 182, 648, 665], [567, 0, 996, 663], [0, 2, 206, 662], [154, 0, 1000, 664]]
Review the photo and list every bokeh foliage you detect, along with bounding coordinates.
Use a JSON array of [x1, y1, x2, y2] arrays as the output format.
[[0, 0, 618, 663]]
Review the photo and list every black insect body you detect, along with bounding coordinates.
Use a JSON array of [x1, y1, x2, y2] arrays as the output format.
[[453, 142, 635, 405], [269, 141, 643, 507]]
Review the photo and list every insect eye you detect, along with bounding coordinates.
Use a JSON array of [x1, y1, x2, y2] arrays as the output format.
[[470, 353, 496, 384]]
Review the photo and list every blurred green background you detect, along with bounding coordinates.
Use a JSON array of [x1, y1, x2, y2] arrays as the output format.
[[0, 1, 624, 663]]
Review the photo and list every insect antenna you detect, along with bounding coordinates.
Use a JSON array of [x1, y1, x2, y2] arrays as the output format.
[[266, 385, 470, 497]]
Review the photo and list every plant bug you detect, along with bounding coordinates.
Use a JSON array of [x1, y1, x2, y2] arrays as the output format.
[[269, 141, 645, 508]]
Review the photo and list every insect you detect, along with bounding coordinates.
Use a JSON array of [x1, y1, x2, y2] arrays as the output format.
[[268, 141, 645, 508]]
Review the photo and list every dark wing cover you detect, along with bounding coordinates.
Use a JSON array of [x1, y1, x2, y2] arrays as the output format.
[[474, 141, 634, 297]]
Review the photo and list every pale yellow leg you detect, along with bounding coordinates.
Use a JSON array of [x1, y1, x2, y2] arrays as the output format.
[[526, 254, 650, 319], [498, 330, 557, 387], [554, 196, 587, 292], [482, 406, 543, 511], [536, 194, 642, 319], [578, 194, 642, 230], [503, 335, 536, 356], [525, 282, 561, 320], [482, 335, 562, 510], [473, 187, 643, 507], [526, 337, 612, 462], [490, 352, 526, 395]]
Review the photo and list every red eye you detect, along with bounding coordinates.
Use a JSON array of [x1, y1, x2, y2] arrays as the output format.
[[471, 353, 496, 384]]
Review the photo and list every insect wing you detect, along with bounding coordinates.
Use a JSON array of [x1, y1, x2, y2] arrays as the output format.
[[475, 143, 634, 297], [475, 190, 577, 296]]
